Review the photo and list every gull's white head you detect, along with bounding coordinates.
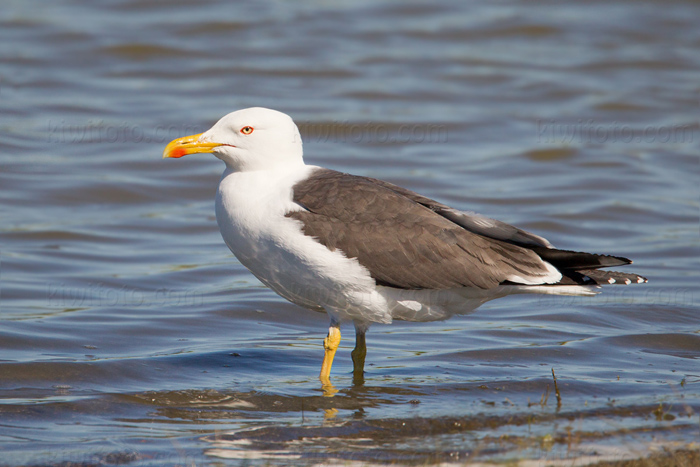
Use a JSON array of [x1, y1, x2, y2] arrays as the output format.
[[163, 107, 303, 172]]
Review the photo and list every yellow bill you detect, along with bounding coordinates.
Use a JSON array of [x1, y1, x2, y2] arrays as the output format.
[[163, 133, 221, 159]]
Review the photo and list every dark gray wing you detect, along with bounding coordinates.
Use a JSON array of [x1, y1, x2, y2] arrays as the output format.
[[364, 177, 554, 248], [286, 168, 559, 290]]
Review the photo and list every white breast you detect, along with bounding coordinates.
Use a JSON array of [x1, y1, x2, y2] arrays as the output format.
[[215, 165, 392, 324]]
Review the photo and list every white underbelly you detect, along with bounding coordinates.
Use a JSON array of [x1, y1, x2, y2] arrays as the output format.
[[215, 168, 392, 324]]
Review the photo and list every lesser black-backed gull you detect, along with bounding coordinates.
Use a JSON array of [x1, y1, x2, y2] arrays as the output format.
[[163, 107, 647, 385]]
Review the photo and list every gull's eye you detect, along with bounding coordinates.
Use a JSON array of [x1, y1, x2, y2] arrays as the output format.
[[240, 126, 254, 135]]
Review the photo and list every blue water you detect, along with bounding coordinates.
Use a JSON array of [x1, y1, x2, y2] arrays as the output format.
[[1, 1, 698, 465]]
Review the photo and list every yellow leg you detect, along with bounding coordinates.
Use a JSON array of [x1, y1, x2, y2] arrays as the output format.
[[351, 329, 367, 385], [319, 325, 341, 385]]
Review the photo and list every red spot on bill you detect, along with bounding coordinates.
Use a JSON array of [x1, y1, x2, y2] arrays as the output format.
[[170, 147, 187, 158]]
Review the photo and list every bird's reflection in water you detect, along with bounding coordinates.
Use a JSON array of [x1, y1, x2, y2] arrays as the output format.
[[321, 363, 366, 416], [321, 382, 338, 398]]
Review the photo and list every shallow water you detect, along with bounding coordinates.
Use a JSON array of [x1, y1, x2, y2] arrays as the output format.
[[1, 0, 699, 465]]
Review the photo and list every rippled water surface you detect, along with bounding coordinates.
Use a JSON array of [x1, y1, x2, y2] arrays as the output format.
[[1, 1, 699, 465]]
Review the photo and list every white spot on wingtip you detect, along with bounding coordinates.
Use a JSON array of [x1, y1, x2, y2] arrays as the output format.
[[637, 277, 645, 283], [624, 278, 631, 285], [608, 278, 616, 284]]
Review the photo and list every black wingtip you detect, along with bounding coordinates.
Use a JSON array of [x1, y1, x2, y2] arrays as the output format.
[[579, 269, 648, 285], [533, 247, 632, 270]]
